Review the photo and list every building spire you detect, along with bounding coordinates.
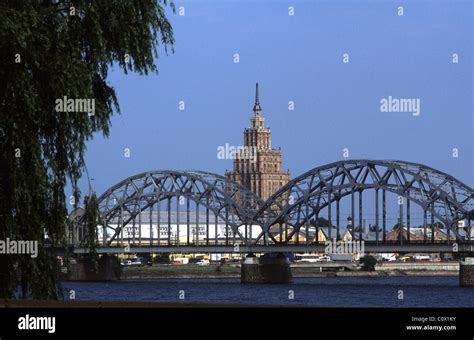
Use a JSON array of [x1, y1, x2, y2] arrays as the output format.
[[255, 82, 260, 105], [253, 82, 262, 113]]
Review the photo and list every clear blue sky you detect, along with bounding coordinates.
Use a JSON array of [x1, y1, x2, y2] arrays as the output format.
[[72, 0, 473, 201]]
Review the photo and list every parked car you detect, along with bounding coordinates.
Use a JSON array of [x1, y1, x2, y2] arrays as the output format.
[[174, 257, 189, 265], [121, 259, 132, 266], [329, 254, 353, 261], [380, 253, 398, 262], [412, 255, 430, 261], [197, 259, 210, 266], [130, 258, 143, 266]]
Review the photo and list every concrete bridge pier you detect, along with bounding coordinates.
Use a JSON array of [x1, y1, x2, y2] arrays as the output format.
[[241, 253, 293, 284], [460, 258, 474, 287], [68, 255, 120, 281]]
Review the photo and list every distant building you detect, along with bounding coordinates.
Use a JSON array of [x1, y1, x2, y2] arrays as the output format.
[[98, 211, 262, 245], [385, 226, 457, 242], [267, 225, 352, 244], [226, 83, 290, 201]]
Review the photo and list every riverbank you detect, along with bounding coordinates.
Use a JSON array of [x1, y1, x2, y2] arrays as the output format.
[[119, 262, 459, 280]]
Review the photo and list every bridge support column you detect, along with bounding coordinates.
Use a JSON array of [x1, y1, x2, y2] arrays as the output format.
[[460, 258, 474, 287], [241, 254, 292, 284], [67, 255, 121, 281]]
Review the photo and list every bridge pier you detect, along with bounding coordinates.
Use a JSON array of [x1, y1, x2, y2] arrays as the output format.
[[67, 255, 120, 281], [460, 258, 474, 287], [241, 253, 292, 284]]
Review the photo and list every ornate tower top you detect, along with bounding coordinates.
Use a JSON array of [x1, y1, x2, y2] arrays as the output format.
[[253, 82, 262, 114], [250, 82, 265, 129]]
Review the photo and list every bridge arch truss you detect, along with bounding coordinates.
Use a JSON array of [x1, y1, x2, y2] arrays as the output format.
[[69, 170, 265, 247], [252, 160, 473, 245]]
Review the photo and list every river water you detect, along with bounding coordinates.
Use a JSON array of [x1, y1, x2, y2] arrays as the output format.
[[62, 277, 474, 307]]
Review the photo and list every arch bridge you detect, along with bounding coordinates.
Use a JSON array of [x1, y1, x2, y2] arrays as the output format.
[[69, 160, 474, 254]]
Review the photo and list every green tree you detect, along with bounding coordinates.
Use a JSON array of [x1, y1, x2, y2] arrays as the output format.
[[0, 0, 174, 299], [155, 253, 171, 263], [83, 193, 99, 272], [359, 255, 377, 271]]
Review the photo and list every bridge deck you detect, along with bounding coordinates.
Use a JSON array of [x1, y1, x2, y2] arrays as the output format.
[[68, 243, 474, 254]]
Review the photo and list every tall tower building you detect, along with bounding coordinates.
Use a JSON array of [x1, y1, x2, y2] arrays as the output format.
[[226, 83, 290, 201]]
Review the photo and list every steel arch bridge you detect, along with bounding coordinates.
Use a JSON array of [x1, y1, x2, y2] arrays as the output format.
[[252, 160, 473, 246], [69, 160, 474, 253], [69, 170, 265, 248]]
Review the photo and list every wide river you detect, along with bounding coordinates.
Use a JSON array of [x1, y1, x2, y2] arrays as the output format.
[[62, 276, 474, 307]]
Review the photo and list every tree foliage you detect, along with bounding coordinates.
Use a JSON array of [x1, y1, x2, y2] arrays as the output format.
[[83, 193, 99, 270], [359, 255, 377, 271], [0, 0, 174, 299]]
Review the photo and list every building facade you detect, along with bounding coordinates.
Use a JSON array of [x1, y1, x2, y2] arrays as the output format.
[[226, 83, 289, 201]]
